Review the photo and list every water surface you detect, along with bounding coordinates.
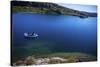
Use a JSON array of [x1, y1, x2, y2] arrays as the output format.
[[12, 13, 97, 60]]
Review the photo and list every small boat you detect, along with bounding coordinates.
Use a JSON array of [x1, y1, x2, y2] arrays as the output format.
[[24, 32, 38, 38]]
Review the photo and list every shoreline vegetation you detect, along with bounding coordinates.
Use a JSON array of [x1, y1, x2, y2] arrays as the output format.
[[12, 52, 96, 66], [11, 1, 97, 18]]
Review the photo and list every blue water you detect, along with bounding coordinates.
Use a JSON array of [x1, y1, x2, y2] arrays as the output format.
[[12, 13, 97, 60]]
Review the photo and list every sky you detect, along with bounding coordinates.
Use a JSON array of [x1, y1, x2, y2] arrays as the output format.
[[58, 3, 97, 13]]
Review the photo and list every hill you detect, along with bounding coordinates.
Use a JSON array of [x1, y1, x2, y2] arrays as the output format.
[[11, 1, 97, 18]]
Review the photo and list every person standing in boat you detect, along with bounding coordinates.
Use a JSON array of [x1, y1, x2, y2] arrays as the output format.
[[28, 32, 34, 36], [32, 32, 34, 36]]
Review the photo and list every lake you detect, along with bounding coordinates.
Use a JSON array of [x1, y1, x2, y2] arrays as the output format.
[[12, 13, 97, 61]]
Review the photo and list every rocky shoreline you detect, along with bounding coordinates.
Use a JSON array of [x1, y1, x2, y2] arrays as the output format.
[[12, 53, 97, 66]]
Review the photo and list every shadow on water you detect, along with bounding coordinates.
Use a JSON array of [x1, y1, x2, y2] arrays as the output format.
[[24, 36, 39, 40]]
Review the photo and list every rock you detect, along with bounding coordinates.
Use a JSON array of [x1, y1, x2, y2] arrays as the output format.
[[14, 60, 24, 66], [44, 58, 50, 63], [49, 57, 67, 63], [35, 58, 43, 65], [24, 56, 35, 65], [35, 58, 49, 65], [51, 57, 67, 62]]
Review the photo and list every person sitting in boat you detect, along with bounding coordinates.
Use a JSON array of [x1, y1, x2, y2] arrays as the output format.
[[33, 32, 38, 37]]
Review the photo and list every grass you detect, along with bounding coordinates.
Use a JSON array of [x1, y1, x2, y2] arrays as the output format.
[[12, 6, 81, 16], [12, 6, 49, 14]]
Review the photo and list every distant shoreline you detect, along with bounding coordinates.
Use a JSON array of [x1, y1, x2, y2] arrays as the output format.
[[11, 1, 97, 18]]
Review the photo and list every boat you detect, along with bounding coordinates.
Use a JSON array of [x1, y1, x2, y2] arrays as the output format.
[[24, 32, 38, 38]]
